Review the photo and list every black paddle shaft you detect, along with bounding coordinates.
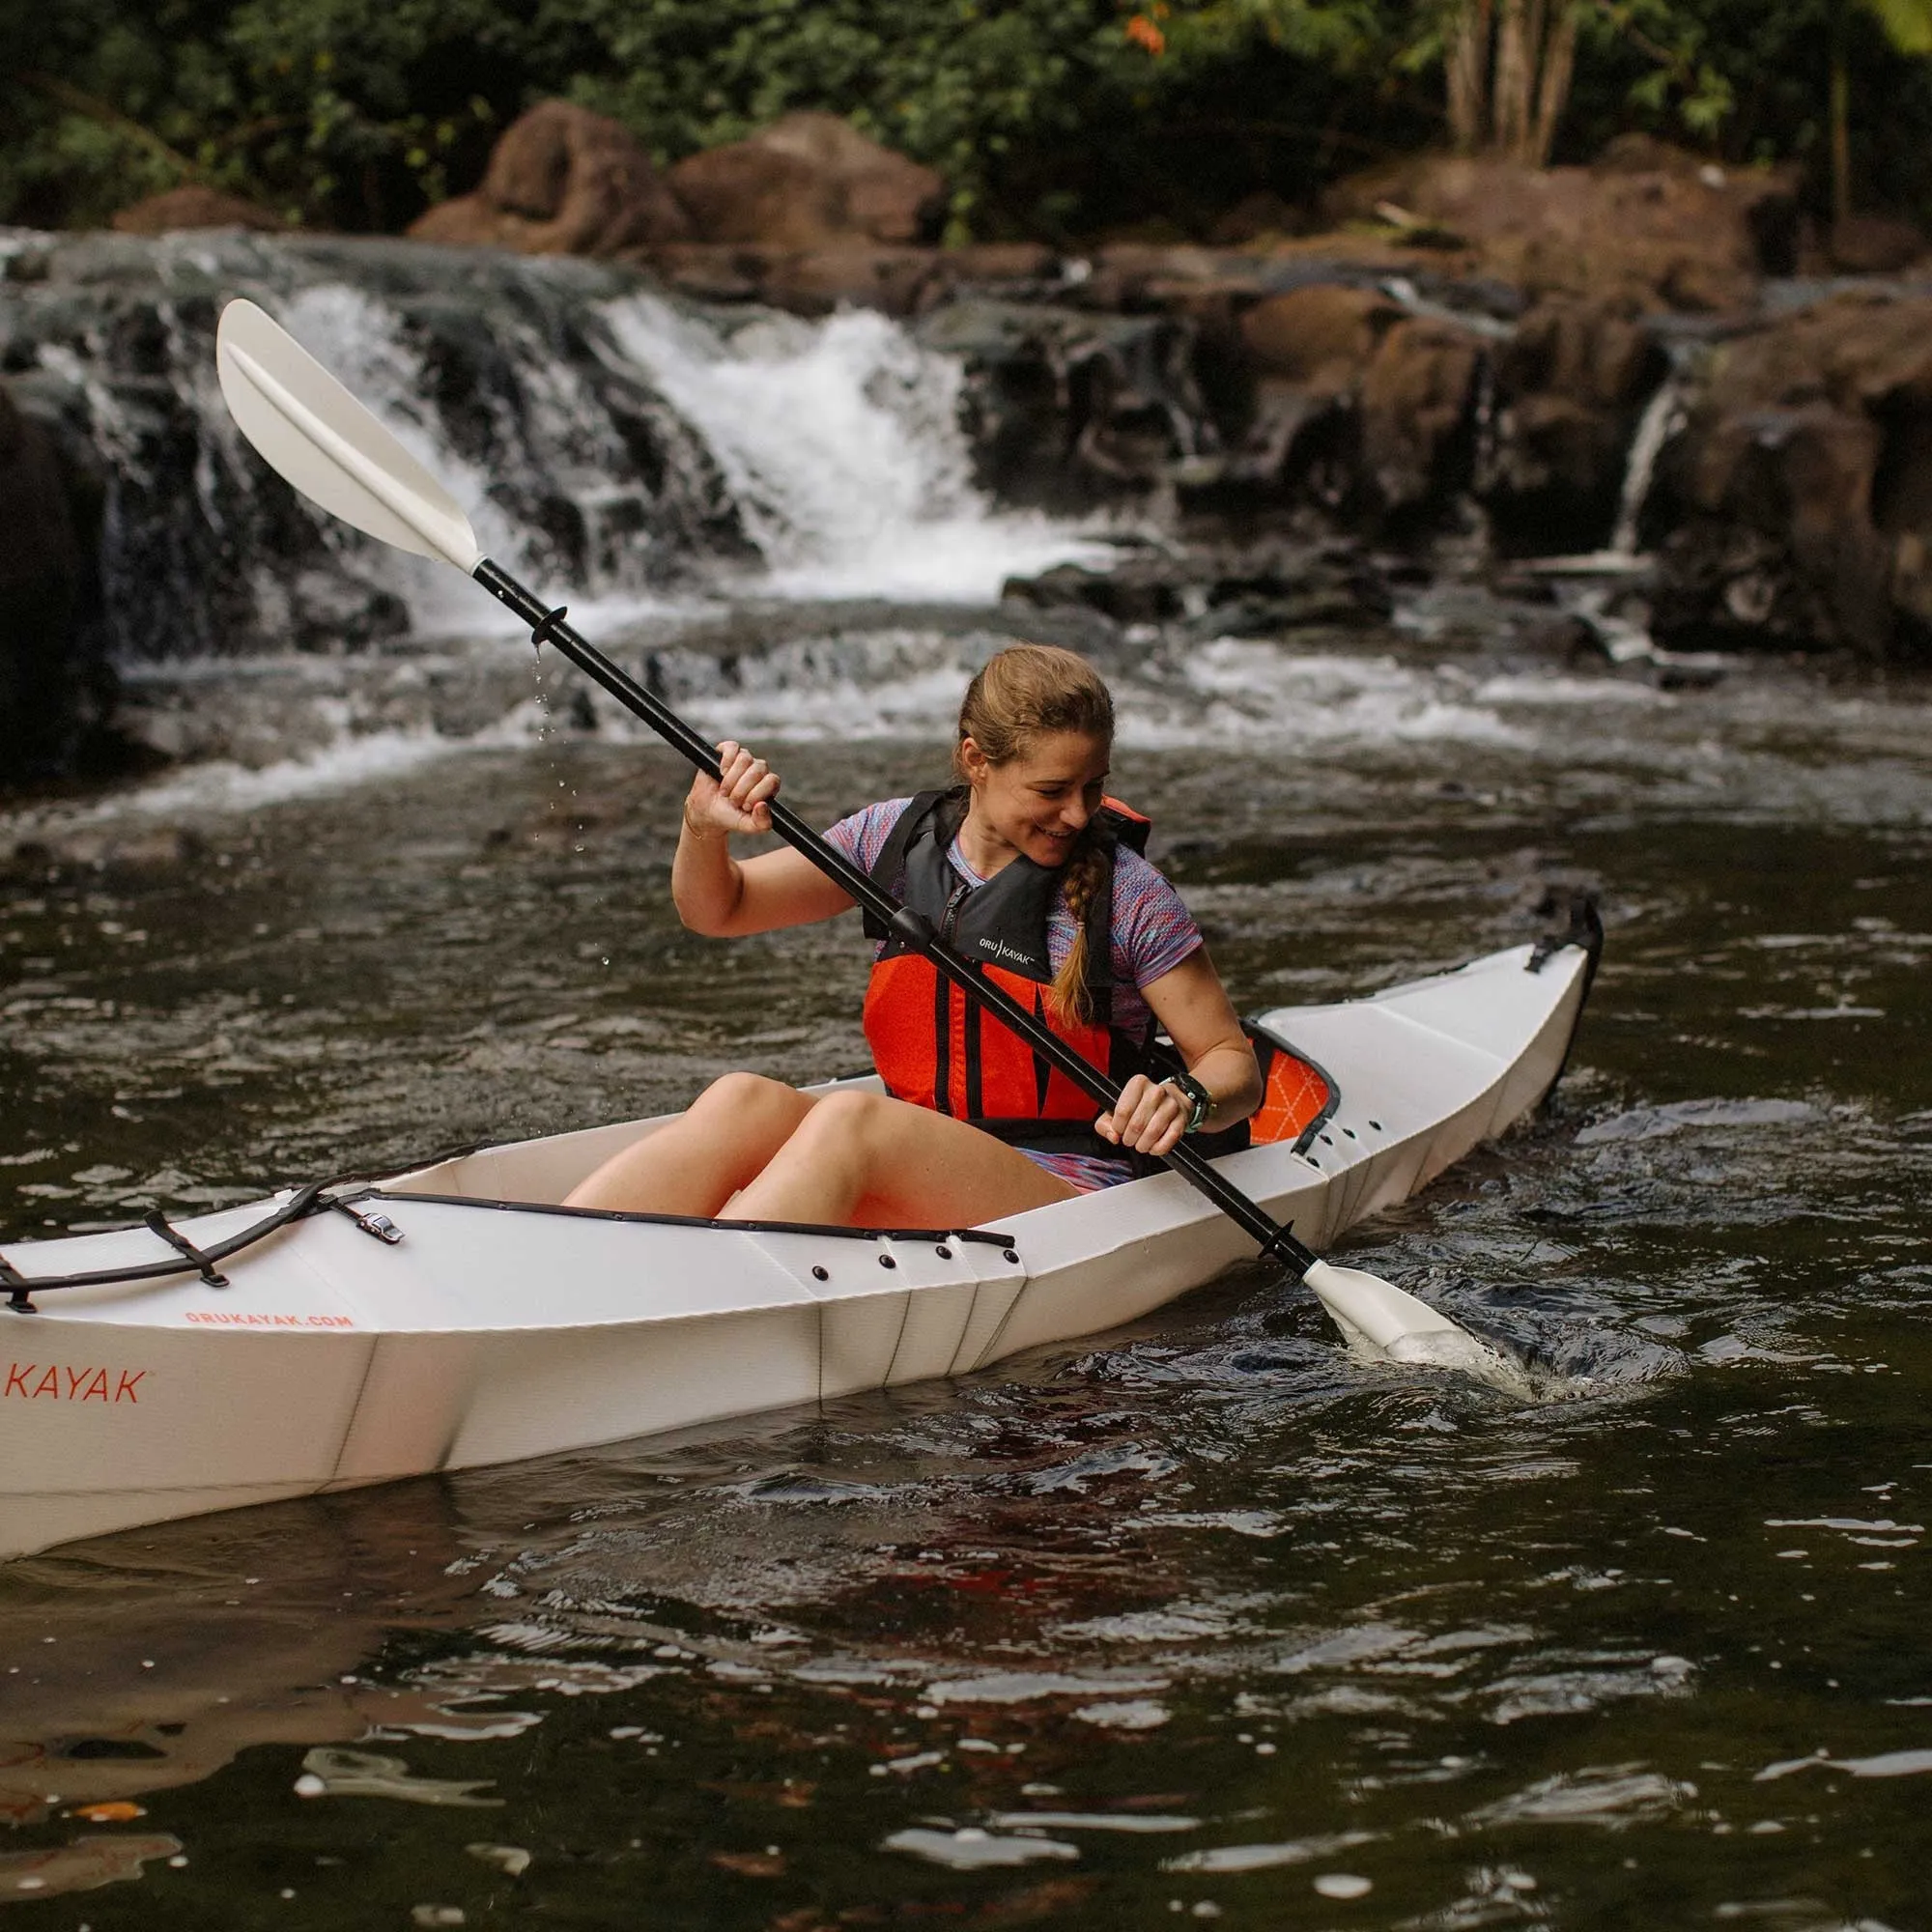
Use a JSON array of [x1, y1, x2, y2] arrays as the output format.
[[473, 558, 1316, 1272]]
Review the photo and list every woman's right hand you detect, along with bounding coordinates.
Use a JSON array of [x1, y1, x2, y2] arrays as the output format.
[[684, 740, 781, 838]]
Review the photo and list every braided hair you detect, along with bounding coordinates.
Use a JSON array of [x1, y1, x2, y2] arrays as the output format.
[[954, 644, 1115, 1028]]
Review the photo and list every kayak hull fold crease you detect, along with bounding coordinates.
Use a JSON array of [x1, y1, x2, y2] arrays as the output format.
[[0, 938, 1593, 1563]]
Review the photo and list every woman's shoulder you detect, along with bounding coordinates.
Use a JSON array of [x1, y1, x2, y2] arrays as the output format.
[[1104, 840, 1202, 980], [1107, 838, 1182, 906], [824, 796, 918, 872]]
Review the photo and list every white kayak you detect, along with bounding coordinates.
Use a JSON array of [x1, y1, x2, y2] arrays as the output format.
[[0, 927, 1597, 1564]]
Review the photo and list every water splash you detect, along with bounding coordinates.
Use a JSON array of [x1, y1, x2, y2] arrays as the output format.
[[597, 296, 1107, 601]]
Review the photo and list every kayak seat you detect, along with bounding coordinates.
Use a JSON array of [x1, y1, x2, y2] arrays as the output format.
[[1242, 1021, 1340, 1153]]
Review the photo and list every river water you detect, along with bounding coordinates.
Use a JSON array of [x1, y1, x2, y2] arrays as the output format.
[[0, 600, 1928, 1927]]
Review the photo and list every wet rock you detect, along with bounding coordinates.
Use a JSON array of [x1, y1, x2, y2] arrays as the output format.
[[0, 384, 121, 790], [1485, 297, 1668, 551], [747, 245, 946, 320], [668, 113, 944, 249], [1002, 562, 1183, 624], [914, 300, 1214, 506], [1003, 539, 1392, 638], [1647, 291, 1932, 655], [1361, 315, 1484, 514], [1238, 285, 1404, 386], [110, 186, 285, 235], [408, 101, 691, 257]]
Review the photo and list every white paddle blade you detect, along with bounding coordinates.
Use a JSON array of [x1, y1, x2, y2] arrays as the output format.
[[215, 298, 484, 574], [1302, 1259, 1534, 1400]]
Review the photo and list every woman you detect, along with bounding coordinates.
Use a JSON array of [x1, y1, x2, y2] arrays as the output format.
[[565, 644, 1261, 1227]]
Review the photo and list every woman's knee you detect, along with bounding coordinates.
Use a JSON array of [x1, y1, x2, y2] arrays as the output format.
[[692, 1070, 801, 1126], [776, 1088, 891, 1158]]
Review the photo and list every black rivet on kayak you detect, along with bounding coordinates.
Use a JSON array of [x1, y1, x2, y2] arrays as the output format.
[[1343, 1126, 1356, 1139], [878, 1254, 896, 1269], [1369, 1120, 1383, 1132], [811, 1265, 829, 1282], [1320, 1133, 1333, 1146], [935, 1244, 952, 1259], [1004, 1249, 1019, 1264]]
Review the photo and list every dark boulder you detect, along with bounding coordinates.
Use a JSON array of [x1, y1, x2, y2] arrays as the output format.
[[668, 113, 944, 250], [1484, 296, 1668, 552], [1647, 292, 1932, 655], [915, 300, 1215, 508], [409, 101, 692, 257], [0, 384, 118, 789]]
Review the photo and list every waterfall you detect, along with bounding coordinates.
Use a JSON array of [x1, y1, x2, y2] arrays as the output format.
[[596, 295, 1103, 601], [1608, 366, 1688, 557], [0, 231, 1104, 666]]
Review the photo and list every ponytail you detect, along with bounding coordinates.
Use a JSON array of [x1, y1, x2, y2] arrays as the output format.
[[1050, 836, 1109, 1027]]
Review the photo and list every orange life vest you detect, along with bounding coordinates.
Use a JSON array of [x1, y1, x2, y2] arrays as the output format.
[[860, 788, 1154, 1153]]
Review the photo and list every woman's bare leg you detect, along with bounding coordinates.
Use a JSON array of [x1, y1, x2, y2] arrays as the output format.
[[563, 1072, 816, 1214], [721, 1090, 1077, 1228]]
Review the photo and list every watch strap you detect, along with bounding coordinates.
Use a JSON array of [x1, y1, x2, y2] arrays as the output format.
[[1169, 1072, 1212, 1134]]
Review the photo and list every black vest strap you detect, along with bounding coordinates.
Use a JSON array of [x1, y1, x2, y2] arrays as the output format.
[[861, 787, 1119, 1010]]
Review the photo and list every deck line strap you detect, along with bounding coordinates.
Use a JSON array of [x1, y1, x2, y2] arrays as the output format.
[[144, 1211, 231, 1289], [0, 1249, 35, 1314]]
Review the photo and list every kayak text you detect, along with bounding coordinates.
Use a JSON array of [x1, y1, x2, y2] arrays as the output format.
[[5, 1364, 148, 1404], [182, 1310, 356, 1328]]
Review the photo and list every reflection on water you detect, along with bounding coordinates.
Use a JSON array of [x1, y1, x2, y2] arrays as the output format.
[[1, 621, 1929, 1926]]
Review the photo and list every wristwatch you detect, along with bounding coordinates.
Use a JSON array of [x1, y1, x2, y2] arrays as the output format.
[[1167, 1072, 1213, 1135]]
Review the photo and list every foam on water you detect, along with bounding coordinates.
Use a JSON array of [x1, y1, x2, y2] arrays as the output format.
[[665, 630, 1532, 752]]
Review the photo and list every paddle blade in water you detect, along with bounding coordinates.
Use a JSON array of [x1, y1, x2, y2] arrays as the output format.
[[1301, 1258, 1534, 1399], [215, 298, 484, 573]]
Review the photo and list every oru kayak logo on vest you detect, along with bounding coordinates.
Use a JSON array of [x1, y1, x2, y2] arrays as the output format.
[[978, 936, 1044, 972], [5, 1361, 148, 1404]]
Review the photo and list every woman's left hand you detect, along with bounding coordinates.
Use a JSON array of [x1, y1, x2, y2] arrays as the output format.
[[1094, 1073, 1194, 1158]]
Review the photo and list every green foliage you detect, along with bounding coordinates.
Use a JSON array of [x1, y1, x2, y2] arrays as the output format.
[[7, 0, 1932, 239], [1865, 0, 1932, 56], [556, 0, 1146, 239]]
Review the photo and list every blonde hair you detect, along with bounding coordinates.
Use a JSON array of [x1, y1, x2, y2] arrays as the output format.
[[955, 644, 1115, 1027]]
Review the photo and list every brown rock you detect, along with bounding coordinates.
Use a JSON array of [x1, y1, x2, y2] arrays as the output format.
[[754, 245, 944, 319], [642, 242, 775, 303], [669, 112, 943, 249], [1360, 316, 1483, 509], [407, 100, 690, 257], [1650, 292, 1932, 654], [1829, 213, 1928, 275], [1238, 285, 1404, 386], [1504, 296, 1655, 411], [942, 242, 1057, 283], [1323, 151, 1798, 312], [110, 185, 284, 235]]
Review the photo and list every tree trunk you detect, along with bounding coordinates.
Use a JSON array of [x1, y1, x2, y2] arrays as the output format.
[[1445, 0, 1493, 155], [1528, 3, 1578, 166], [1492, 0, 1530, 157], [1831, 7, 1853, 227]]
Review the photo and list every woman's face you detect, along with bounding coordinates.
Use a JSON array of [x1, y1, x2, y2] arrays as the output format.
[[961, 728, 1112, 868]]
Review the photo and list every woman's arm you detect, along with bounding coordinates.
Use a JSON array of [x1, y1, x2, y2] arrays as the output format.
[[673, 741, 858, 936], [1094, 947, 1262, 1158]]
